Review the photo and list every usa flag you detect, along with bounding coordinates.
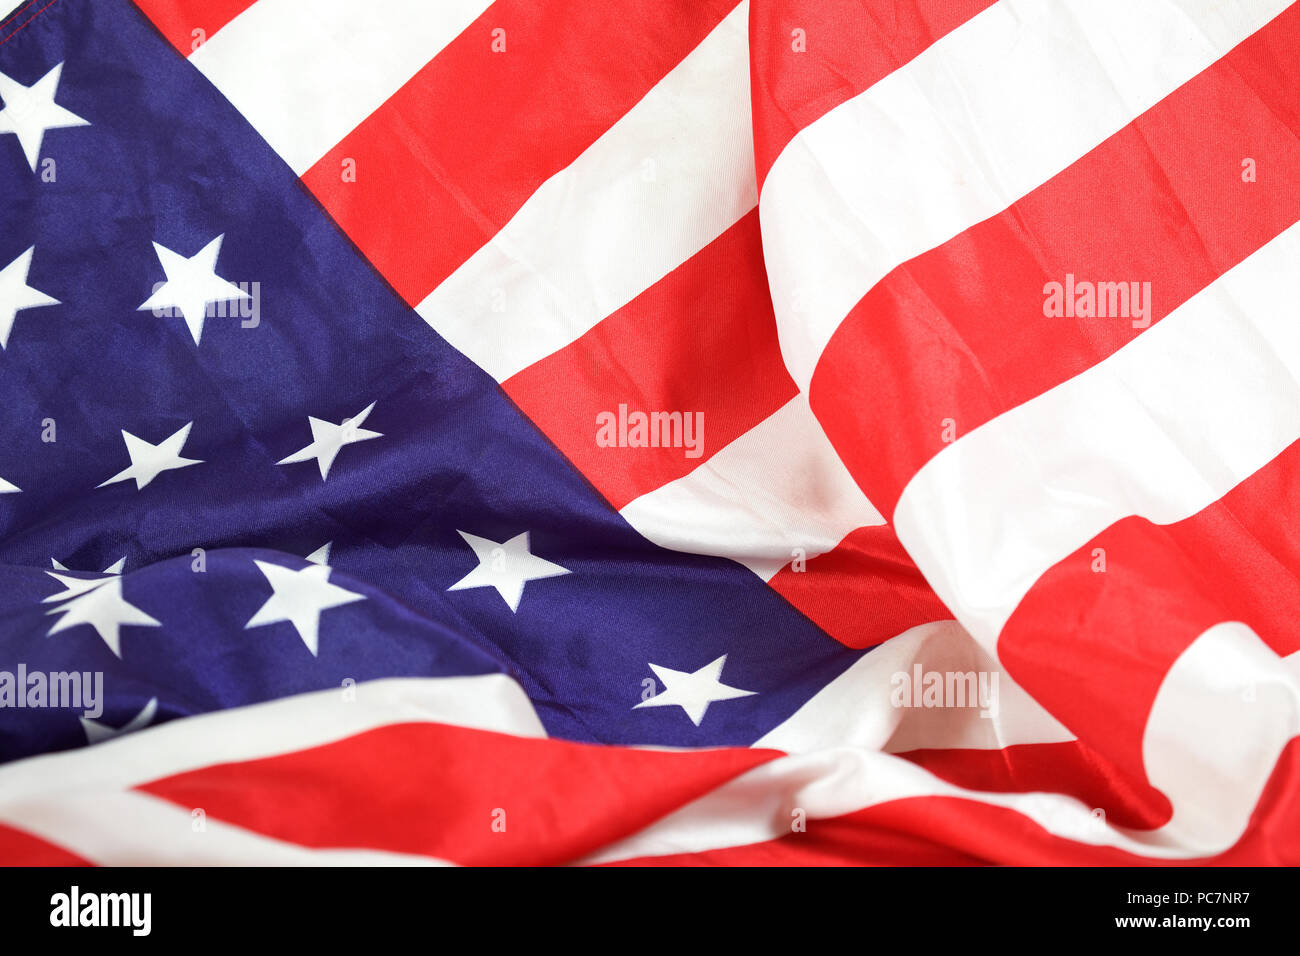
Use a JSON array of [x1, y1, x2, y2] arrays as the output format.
[[0, 0, 1297, 867]]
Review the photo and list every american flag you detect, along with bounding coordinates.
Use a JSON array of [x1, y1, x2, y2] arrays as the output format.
[[0, 0, 1297, 867]]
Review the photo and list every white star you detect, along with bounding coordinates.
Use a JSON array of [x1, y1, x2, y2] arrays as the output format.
[[277, 402, 381, 480], [81, 697, 157, 745], [97, 421, 202, 490], [44, 573, 160, 658], [0, 477, 18, 493], [245, 559, 364, 656], [304, 541, 332, 565], [137, 235, 249, 345], [447, 530, 569, 612], [0, 247, 58, 348], [0, 62, 89, 171], [42, 558, 126, 603], [633, 654, 757, 726], [51, 556, 125, 574]]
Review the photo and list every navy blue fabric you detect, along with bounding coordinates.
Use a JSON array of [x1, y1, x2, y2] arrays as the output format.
[[0, 0, 864, 762]]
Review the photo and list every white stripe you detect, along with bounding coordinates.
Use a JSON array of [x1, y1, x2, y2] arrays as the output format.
[[0, 674, 543, 801], [189, 0, 493, 174], [416, 1, 756, 382], [760, 0, 1292, 391], [3, 792, 453, 866], [894, 219, 1300, 648], [7, 634, 1295, 864], [619, 394, 882, 579], [755, 620, 1073, 754], [584, 626, 1300, 863]]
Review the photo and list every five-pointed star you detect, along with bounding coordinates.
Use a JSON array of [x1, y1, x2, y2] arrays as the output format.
[[447, 530, 569, 612], [81, 696, 157, 745], [44, 574, 160, 658], [0, 247, 58, 348], [97, 421, 202, 491], [43, 561, 126, 603], [245, 559, 365, 656], [304, 541, 332, 565], [0, 477, 17, 493], [0, 62, 89, 171], [137, 235, 249, 345], [633, 654, 757, 726], [52, 556, 125, 574], [277, 402, 381, 480]]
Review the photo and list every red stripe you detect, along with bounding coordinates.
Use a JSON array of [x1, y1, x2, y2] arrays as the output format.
[[302, 0, 740, 306], [131, 0, 255, 54], [504, 211, 795, 510], [767, 524, 951, 650], [603, 803, 988, 865], [901, 740, 1167, 831], [140, 721, 778, 865], [810, 3, 1300, 514], [749, 0, 993, 187], [0, 822, 91, 866], [999, 434, 1300, 823], [604, 740, 1300, 865]]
